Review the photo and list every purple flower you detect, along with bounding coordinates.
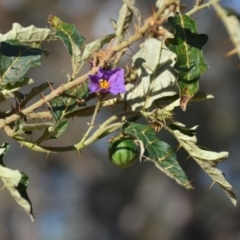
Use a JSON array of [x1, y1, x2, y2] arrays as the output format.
[[88, 68, 126, 95]]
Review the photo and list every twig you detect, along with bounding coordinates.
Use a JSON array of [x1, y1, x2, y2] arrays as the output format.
[[186, 0, 219, 16], [3, 125, 14, 137], [26, 112, 53, 120], [13, 122, 123, 153], [13, 110, 141, 153], [78, 99, 101, 146]]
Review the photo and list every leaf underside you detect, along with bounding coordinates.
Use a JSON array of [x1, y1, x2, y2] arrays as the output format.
[[0, 143, 34, 221], [168, 123, 237, 206], [122, 38, 178, 111]]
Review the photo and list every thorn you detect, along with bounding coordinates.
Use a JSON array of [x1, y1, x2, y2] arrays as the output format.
[[184, 180, 194, 188], [40, 92, 45, 99], [176, 144, 182, 152], [47, 80, 54, 91], [226, 48, 237, 57], [128, 46, 135, 55], [9, 102, 15, 111], [14, 98, 21, 112], [79, 127, 84, 136], [0, 184, 6, 191], [151, 3, 156, 15], [126, 29, 132, 38], [77, 149, 81, 158], [46, 152, 50, 159], [208, 181, 216, 190], [45, 101, 53, 111]]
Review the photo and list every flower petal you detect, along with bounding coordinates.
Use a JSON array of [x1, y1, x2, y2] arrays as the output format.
[[88, 67, 125, 95], [98, 67, 117, 80], [108, 68, 126, 94]]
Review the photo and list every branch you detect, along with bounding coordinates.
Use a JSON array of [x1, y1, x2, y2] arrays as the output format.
[[186, 0, 219, 16], [13, 110, 141, 153]]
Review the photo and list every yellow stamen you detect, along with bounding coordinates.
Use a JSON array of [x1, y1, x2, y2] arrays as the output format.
[[99, 79, 109, 89]]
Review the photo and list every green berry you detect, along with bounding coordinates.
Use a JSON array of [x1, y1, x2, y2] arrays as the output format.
[[108, 138, 139, 168]]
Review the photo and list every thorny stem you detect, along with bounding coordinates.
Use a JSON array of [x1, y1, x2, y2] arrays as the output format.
[[0, 0, 177, 130], [99, 110, 141, 129], [14, 122, 123, 153], [186, 0, 219, 16], [78, 99, 102, 147], [13, 110, 141, 153]]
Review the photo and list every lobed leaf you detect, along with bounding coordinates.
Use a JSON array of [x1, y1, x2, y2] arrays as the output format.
[[0, 23, 56, 43], [123, 122, 193, 190], [166, 14, 208, 110], [115, 3, 133, 42], [81, 33, 115, 63], [0, 78, 34, 103], [168, 123, 237, 206], [50, 83, 89, 122], [0, 41, 44, 87], [48, 15, 85, 75], [122, 38, 178, 110], [0, 143, 34, 221], [20, 82, 53, 107], [64, 105, 96, 119], [123, 0, 143, 27], [35, 120, 69, 144]]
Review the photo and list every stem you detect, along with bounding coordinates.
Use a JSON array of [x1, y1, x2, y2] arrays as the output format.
[[78, 99, 101, 146], [186, 0, 219, 16], [99, 110, 141, 129], [13, 110, 141, 153], [14, 122, 123, 153]]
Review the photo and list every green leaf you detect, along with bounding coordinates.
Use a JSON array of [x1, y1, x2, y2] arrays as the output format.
[[109, 19, 117, 31], [115, 4, 133, 42], [81, 33, 115, 62], [168, 123, 237, 206], [64, 105, 96, 119], [122, 38, 178, 110], [48, 15, 85, 75], [0, 78, 34, 103], [123, 0, 143, 27], [20, 82, 53, 107], [0, 40, 45, 86], [50, 83, 89, 122], [0, 143, 34, 221], [12, 121, 55, 137], [122, 122, 193, 189], [0, 23, 56, 43], [35, 120, 69, 144], [166, 15, 208, 110]]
